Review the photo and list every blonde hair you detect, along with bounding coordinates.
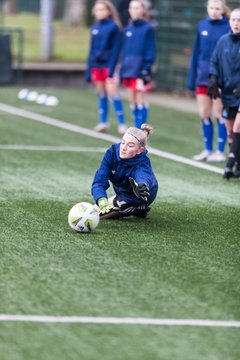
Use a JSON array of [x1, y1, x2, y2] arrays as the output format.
[[92, 0, 122, 27], [207, 0, 231, 18], [125, 124, 153, 148], [231, 8, 240, 14], [129, 0, 151, 20]]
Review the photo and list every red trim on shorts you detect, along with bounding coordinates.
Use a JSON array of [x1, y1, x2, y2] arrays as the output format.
[[195, 85, 208, 95], [122, 78, 152, 92], [91, 68, 109, 82]]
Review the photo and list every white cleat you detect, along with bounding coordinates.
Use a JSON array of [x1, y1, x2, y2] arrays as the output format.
[[94, 123, 109, 133], [207, 151, 226, 162], [118, 124, 127, 135], [192, 149, 212, 161]]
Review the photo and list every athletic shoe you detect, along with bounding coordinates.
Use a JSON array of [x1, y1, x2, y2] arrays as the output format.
[[223, 167, 234, 179], [118, 124, 127, 135], [100, 207, 120, 219], [207, 151, 226, 162], [132, 206, 151, 218], [234, 163, 240, 178], [118, 205, 151, 218], [94, 123, 109, 133], [234, 170, 240, 178], [192, 150, 212, 161]]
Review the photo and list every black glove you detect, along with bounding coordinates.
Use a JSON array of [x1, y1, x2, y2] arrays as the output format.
[[129, 177, 150, 202], [233, 84, 240, 99], [207, 75, 220, 99], [139, 70, 152, 85]]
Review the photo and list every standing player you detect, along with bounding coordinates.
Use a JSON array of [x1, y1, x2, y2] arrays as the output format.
[[188, 0, 230, 162], [208, 8, 240, 178], [86, 0, 127, 135], [120, 0, 156, 128], [92, 124, 158, 219]]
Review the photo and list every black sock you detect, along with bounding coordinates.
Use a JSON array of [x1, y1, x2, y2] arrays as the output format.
[[230, 133, 240, 163], [226, 132, 240, 169]]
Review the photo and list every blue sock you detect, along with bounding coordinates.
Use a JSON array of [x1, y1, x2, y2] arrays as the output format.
[[111, 95, 125, 125], [201, 117, 213, 151], [130, 103, 138, 127], [98, 93, 108, 123], [136, 103, 149, 128], [142, 103, 149, 124], [217, 118, 227, 152], [136, 104, 144, 128]]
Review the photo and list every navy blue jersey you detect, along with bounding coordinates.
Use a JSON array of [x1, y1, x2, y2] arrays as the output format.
[[210, 32, 240, 107], [86, 18, 122, 80], [187, 17, 230, 91], [120, 19, 156, 79], [92, 143, 158, 206]]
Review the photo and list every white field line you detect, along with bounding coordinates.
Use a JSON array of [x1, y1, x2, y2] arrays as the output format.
[[0, 102, 223, 175], [0, 144, 107, 152], [0, 315, 239, 328]]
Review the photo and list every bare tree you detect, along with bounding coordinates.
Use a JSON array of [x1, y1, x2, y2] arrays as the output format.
[[3, 0, 17, 13], [64, 0, 86, 26]]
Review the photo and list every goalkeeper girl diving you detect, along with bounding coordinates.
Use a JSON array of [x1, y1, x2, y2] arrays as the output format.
[[91, 124, 158, 219]]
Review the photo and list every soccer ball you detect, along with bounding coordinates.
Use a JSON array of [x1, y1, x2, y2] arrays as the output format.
[[68, 202, 99, 233], [36, 93, 48, 104], [17, 88, 29, 100], [26, 90, 39, 102], [45, 95, 59, 106]]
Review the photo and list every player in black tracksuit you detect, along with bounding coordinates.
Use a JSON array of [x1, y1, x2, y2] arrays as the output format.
[[208, 8, 240, 178]]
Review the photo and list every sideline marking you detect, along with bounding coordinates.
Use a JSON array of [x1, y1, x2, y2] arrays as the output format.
[[0, 315, 239, 328], [0, 103, 223, 174], [0, 144, 107, 153]]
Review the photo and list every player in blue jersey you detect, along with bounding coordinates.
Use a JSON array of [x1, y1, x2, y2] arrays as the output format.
[[188, 0, 230, 162], [208, 8, 240, 178], [92, 124, 158, 219], [120, 0, 156, 128], [86, 0, 127, 135]]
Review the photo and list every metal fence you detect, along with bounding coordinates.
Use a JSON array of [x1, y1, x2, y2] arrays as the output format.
[[154, 0, 240, 92], [1, 0, 239, 90], [14, 0, 65, 18]]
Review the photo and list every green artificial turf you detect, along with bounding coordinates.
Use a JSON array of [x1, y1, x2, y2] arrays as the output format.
[[0, 86, 239, 360]]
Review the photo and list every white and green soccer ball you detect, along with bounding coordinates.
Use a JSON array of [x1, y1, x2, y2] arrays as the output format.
[[68, 202, 99, 233]]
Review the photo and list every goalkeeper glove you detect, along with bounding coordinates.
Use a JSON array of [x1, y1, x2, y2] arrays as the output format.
[[129, 177, 150, 202], [207, 75, 220, 99], [98, 197, 113, 215]]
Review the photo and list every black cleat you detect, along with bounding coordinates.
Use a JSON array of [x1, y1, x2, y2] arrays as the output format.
[[99, 207, 121, 220], [223, 167, 234, 179], [132, 207, 151, 218], [233, 170, 240, 178], [233, 163, 240, 178]]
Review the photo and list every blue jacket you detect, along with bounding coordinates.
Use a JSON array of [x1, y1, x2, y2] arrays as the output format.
[[86, 18, 122, 81], [92, 143, 158, 206], [187, 17, 230, 91], [210, 32, 240, 107], [120, 19, 156, 79]]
